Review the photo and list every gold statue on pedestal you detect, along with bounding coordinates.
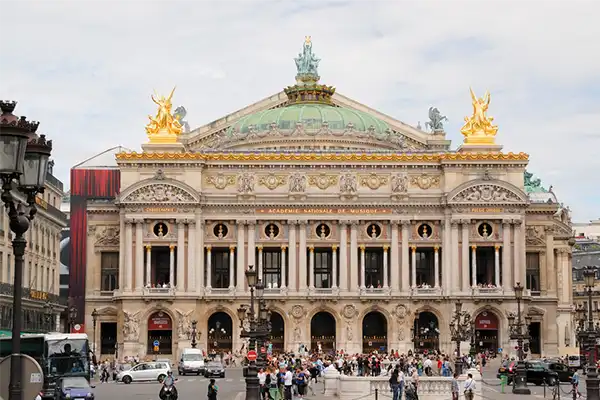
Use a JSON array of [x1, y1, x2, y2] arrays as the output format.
[[460, 88, 498, 145], [145, 87, 182, 142]]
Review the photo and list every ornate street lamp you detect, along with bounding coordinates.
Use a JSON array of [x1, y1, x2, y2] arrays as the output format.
[[91, 308, 98, 354], [509, 282, 531, 395], [582, 266, 600, 399], [449, 300, 473, 375], [1, 101, 52, 400], [68, 305, 78, 333], [44, 300, 54, 332], [190, 320, 198, 349]]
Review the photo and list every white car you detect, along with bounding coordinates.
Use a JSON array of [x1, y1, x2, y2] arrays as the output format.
[[117, 362, 171, 384]]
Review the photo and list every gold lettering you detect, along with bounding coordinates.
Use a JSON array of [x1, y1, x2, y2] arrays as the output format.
[[30, 290, 48, 300], [470, 208, 503, 213], [256, 208, 392, 215], [143, 207, 177, 213]]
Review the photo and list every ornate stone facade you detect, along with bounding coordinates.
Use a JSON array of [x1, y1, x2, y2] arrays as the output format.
[[82, 41, 573, 360]]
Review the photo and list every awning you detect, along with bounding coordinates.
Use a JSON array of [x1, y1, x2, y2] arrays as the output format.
[[0, 330, 41, 337]]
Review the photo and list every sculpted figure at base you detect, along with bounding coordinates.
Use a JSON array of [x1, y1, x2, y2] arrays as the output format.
[[460, 88, 498, 144], [146, 87, 183, 136], [123, 311, 140, 341]]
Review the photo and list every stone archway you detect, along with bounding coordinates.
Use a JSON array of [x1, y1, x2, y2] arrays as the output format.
[[362, 311, 388, 353], [310, 311, 336, 353], [147, 311, 173, 355], [207, 312, 233, 354], [268, 312, 285, 353], [413, 311, 439, 353], [474, 310, 500, 354]]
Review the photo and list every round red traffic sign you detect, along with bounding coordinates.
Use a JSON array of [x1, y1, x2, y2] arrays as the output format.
[[247, 350, 258, 362], [260, 347, 266, 353]]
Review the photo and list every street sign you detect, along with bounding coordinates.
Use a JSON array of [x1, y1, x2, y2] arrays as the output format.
[[153, 340, 160, 346], [260, 346, 266, 353], [247, 350, 257, 362], [153, 345, 159, 352]]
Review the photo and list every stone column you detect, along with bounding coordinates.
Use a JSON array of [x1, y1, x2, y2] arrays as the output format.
[[350, 222, 359, 290], [145, 245, 152, 286], [55, 313, 60, 332], [169, 244, 175, 287], [390, 222, 400, 292], [287, 221, 297, 291], [177, 221, 185, 290], [187, 221, 196, 292], [331, 245, 338, 288], [196, 221, 204, 292], [494, 245, 501, 287], [471, 245, 477, 287], [229, 245, 235, 289], [410, 246, 417, 288], [135, 221, 143, 290], [237, 222, 245, 291], [382, 245, 389, 288], [502, 220, 512, 292], [257, 245, 264, 279], [338, 221, 348, 291], [401, 221, 410, 292], [513, 220, 525, 286], [125, 219, 133, 291], [118, 214, 125, 290], [206, 245, 212, 289], [451, 221, 460, 293], [434, 246, 440, 288], [544, 227, 554, 295], [461, 220, 470, 291], [359, 245, 366, 289], [247, 222, 256, 267], [281, 245, 287, 288], [308, 245, 315, 289], [298, 221, 307, 290]]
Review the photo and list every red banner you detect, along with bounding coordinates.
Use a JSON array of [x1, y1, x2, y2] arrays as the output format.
[[71, 323, 85, 334], [475, 312, 498, 330], [148, 312, 172, 330]]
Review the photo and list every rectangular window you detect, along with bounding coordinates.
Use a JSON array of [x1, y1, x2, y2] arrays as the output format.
[[46, 267, 49, 292], [101, 252, 119, 291], [365, 249, 383, 288], [525, 252, 540, 293], [314, 249, 332, 289], [262, 249, 282, 289], [0, 252, 3, 283], [415, 248, 436, 287], [211, 248, 230, 288], [7, 255, 11, 284]]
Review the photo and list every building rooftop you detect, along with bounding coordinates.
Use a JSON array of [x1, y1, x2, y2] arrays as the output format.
[[73, 146, 133, 169]]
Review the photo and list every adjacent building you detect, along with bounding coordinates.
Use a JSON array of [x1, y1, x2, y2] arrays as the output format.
[[80, 39, 574, 360], [572, 237, 600, 346], [0, 161, 68, 335], [573, 219, 600, 241]]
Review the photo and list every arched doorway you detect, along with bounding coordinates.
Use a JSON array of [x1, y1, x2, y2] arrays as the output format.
[[413, 311, 439, 353], [310, 312, 336, 353], [268, 312, 285, 353], [474, 311, 499, 355], [147, 311, 173, 355], [207, 312, 233, 355], [362, 311, 388, 353]]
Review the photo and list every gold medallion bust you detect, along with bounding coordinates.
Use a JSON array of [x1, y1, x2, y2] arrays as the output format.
[[145, 87, 182, 143], [460, 88, 498, 145]]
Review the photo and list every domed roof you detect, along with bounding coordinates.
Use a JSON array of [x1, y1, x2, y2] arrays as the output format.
[[227, 103, 390, 136]]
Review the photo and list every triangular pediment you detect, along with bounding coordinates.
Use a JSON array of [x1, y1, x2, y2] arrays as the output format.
[[184, 90, 444, 151], [447, 179, 529, 206], [118, 170, 200, 205]]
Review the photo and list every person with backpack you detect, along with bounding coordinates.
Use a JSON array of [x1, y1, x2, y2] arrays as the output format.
[[295, 367, 307, 398], [207, 378, 218, 400]]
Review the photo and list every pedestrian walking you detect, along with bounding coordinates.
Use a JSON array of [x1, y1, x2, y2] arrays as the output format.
[[451, 372, 459, 400], [207, 378, 218, 400]]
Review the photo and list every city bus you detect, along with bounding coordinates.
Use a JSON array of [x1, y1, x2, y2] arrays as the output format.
[[0, 332, 91, 399]]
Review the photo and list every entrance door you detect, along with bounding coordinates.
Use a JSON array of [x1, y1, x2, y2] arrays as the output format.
[[413, 312, 439, 352], [100, 322, 117, 356], [207, 312, 233, 354], [269, 312, 285, 353], [310, 312, 336, 352], [362, 312, 388, 353], [147, 311, 173, 355], [474, 311, 499, 354]]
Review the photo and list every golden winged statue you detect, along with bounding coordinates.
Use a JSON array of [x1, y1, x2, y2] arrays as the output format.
[[460, 88, 498, 144], [145, 87, 182, 136]]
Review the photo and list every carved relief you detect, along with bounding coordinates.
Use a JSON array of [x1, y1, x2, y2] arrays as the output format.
[[289, 173, 307, 193], [123, 184, 196, 203], [237, 173, 255, 194], [176, 309, 193, 341], [410, 174, 440, 190], [391, 173, 408, 193], [393, 305, 408, 320], [359, 173, 388, 190], [291, 305, 306, 320], [346, 322, 353, 341], [206, 173, 236, 190], [452, 184, 522, 203], [342, 304, 358, 319], [339, 173, 358, 194], [526, 226, 546, 246], [308, 174, 337, 190], [259, 174, 287, 190], [95, 226, 120, 247], [123, 311, 140, 341]]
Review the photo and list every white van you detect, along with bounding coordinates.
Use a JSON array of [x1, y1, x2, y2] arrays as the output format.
[[178, 348, 205, 375]]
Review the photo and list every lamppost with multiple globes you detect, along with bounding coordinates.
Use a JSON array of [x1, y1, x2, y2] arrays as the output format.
[[578, 266, 600, 399], [67, 305, 78, 333], [91, 308, 99, 354], [237, 265, 271, 400], [508, 282, 532, 395], [449, 300, 474, 375], [190, 320, 198, 349], [44, 300, 54, 332], [0, 100, 53, 400]]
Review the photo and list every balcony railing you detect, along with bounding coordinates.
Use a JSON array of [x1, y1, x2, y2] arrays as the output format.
[[360, 287, 391, 296], [143, 287, 174, 296], [0, 282, 66, 305], [472, 286, 504, 295], [411, 286, 442, 296]]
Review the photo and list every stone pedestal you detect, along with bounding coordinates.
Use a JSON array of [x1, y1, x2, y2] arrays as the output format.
[[141, 141, 185, 153], [323, 367, 340, 397], [457, 143, 503, 153]]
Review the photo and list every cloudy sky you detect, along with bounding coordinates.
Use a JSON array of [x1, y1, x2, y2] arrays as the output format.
[[1, 0, 598, 221]]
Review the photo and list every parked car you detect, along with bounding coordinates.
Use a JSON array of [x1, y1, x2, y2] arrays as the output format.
[[497, 361, 560, 386], [54, 376, 95, 400], [545, 361, 573, 383], [117, 361, 171, 384], [204, 360, 225, 378]]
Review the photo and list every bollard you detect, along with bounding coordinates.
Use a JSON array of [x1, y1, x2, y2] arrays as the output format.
[[543, 379, 546, 398], [375, 388, 378, 400]]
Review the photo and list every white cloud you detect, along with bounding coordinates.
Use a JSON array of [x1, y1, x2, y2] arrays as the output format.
[[1, 0, 598, 220]]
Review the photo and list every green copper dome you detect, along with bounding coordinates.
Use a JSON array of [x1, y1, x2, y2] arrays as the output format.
[[227, 103, 390, 136]]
